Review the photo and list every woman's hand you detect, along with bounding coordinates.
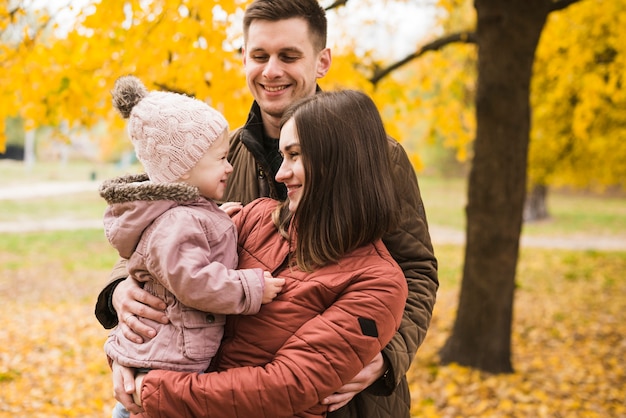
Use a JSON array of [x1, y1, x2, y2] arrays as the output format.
[[113, 277, 169, 343], [321, 353, 386, 412], [112, 361, 144, 415], [133, 372, 147, 407]]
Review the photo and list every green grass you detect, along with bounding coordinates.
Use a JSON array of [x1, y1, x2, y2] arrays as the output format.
[[1, 162, 624, 242], [417, 174, 626, 238], [0, 160, 139, 223], [0, 160, 140, 185], [0, 192, 107, 222], [417, 175, 467, 231], [522, 192, 626, 236], [0, 229, 117, 272]]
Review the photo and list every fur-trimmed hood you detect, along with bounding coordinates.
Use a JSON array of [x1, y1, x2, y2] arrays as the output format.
[[99, 173, 201, 204], [100, 173, 217, 258]]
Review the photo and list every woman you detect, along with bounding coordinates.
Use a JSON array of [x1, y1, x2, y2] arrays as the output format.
[[113, 90, 408, 417]]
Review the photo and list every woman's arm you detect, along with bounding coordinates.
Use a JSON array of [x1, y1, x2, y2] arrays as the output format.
[[112, 361, 144, 415], [138, 256, 408, 418]]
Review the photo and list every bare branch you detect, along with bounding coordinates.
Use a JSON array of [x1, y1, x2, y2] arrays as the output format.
[[365, 0, 582, 85], [325, 0, 349, 11], [549, 0, 583, 12], [153, 83, 194, 97], [370, 30, 476, 85]]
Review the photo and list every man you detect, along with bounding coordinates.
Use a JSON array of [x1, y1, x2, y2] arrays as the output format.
[[95, 1, 438, 417]]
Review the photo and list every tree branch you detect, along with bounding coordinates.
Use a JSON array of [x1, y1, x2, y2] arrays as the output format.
[[370, 30, 476, 85], [549, 0, 583, 12], [325, 0, 349, 11], [153, 83, 194, 97]]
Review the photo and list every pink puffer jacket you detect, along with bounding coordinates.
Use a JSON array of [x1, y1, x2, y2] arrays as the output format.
[[101, 174, 264, 373]]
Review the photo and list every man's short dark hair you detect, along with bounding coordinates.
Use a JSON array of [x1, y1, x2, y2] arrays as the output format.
[[243, 0, 327, 51]]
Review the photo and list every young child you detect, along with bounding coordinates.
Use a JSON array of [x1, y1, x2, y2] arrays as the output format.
[[100, 75, 284, 418]]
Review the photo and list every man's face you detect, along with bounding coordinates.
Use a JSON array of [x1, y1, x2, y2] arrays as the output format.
[[243, 18, 331, 133]]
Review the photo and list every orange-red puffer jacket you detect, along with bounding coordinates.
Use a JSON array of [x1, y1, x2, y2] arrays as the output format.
[[138, 198, 408, 418]]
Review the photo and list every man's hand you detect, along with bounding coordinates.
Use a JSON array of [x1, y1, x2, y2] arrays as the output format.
[[321, 353, 387, 412], [113, 277, 169, 343], [112, 361, 144, 415]]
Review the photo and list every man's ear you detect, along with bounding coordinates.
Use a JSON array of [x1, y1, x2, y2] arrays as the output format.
[[316, 48, 332, 78]]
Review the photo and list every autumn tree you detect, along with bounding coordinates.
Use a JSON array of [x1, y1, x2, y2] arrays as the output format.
[[435, 0, 584, 373], [0, 1, 253, 159], [369, 0, 621, 372]]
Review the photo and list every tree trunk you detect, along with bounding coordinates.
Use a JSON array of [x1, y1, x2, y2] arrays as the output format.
[[439, 0, 550, 373], [24, 128, 36, 171], [524, 183, 550, 222]]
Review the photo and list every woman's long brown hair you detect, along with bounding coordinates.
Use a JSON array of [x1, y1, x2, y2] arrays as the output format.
[[274, 90, 400, 271]]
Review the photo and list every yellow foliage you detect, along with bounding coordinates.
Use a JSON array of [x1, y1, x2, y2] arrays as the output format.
[[2, 241, 625, 417], [0, 0, 462, 174], [1, 0, 252, 155], [4, 0, 623, 191], [408, 246, 626, 417], [530, 0, 626, 191]]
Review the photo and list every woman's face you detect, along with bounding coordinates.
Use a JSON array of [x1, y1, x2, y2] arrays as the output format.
[[276, 118, 305, 212]]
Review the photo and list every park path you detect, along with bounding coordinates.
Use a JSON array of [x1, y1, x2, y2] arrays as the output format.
[[1, 181, 624, 251]]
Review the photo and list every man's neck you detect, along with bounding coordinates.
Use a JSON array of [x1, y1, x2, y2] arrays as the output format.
[[262, 113, 281, 139]]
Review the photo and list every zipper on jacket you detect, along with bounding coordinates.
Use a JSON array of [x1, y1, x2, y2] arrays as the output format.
[[257, 163, 270, 198]]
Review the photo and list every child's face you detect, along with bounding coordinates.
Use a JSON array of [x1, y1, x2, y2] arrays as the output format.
[[183, 130, 232, 200]]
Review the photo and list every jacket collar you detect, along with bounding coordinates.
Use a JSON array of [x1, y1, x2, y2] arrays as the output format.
[[99, 173, 202, 205]]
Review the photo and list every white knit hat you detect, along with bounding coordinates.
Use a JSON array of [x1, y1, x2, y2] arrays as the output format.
[[111, 75, 228, 183]]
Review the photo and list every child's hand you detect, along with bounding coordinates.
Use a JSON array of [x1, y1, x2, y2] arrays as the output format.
[[262, 271, 285, 304], [220, 201, 243, 217]]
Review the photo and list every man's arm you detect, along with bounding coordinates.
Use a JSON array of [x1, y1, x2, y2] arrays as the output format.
[[94, 258, 131, 329], [137, 254, 408, 417], [322, 140, 438, 408], [372, 139, 439, 395]]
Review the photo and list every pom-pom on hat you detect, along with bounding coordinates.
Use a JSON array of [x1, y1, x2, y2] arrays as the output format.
[[111, 75, 228, 183]]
